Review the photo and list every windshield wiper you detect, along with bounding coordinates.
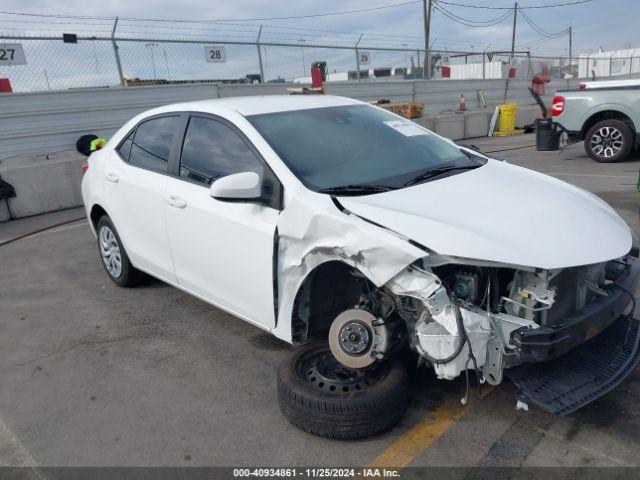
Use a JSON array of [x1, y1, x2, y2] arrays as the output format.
[[317, 184, 395, 196], [403, 165, 481, 187]]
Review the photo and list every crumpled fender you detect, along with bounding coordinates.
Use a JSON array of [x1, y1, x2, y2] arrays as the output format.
[[270, 195, 425, 342]]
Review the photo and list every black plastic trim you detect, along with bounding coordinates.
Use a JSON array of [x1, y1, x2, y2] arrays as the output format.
[[0, 176, 16, 201], [511, 257, 640, 363]]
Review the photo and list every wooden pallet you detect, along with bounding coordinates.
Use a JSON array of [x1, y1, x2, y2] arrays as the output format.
[[377, 101, 424, 119]]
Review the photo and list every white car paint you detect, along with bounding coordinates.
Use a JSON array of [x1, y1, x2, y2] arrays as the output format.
[[81, 94, 635, 382], [580, 79, 640, 89], [340, 159, 632, 270]]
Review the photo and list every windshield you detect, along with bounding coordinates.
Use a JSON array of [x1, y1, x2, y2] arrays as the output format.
[[247, 104, 484, 194]]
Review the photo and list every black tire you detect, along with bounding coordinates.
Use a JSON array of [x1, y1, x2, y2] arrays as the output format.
[[96, 215, 145, 287], [277, 342, 409, 440], [585, 119, 633, 163]]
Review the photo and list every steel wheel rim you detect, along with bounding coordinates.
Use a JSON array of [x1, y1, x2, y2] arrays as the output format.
[[99, 226, 122, 278], [298, 350, 388, 394], [590, 126, 624, 158]]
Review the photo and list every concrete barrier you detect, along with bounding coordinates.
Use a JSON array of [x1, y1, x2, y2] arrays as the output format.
[[516, 105, 543, 127], [1, 151, 84, 219], [434, 112, 465, 140], [463, 110, 492, 138], [0, 199, 9, 222], [412, 115, 435, 131]]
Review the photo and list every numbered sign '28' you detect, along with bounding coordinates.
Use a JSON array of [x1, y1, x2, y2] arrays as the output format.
[[204, 46, 227, 63]]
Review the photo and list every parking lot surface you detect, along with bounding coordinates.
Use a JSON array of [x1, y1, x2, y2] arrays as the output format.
[[1, 134, 640, 471]]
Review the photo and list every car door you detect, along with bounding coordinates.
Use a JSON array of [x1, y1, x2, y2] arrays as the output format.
[[164, 114, 282, 328], [105, 114, 184, 283]]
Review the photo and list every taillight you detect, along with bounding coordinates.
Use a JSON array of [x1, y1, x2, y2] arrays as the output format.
[[81, 162, 89, 174], [552, 96, 565, 116]]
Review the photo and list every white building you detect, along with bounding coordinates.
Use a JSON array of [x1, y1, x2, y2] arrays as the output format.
[[578, 47, 640, 79]]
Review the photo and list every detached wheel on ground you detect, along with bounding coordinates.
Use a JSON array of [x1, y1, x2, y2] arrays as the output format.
[[277, 342, 409, 440], [585, 119, 634, 163], [96, 215, 145, 287]]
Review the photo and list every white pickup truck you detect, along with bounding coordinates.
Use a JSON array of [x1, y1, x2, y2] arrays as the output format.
[[552, 79, 640, 162]]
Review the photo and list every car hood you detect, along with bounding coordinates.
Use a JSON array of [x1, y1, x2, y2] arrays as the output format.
[[339, 160, 633, 269]]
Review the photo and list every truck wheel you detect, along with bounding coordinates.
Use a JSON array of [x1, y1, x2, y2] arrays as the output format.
[[585, 119, 633, 163], [277, 342, 409, 439], [96, 215, 145, 287]]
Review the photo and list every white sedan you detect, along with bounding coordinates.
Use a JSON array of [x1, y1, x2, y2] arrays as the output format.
[[81, 95, 639, 439]]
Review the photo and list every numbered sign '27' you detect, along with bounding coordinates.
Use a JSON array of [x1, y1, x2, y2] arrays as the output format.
[[204, 46, 227, 63], [0, 44, 27, 66]]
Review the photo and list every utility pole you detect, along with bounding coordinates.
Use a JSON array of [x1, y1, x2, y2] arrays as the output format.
[[423, 0, 432, 80], [504, 2, 518, 102], [509, 2, 517, 65]]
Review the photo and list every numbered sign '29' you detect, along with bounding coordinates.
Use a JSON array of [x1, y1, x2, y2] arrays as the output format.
[[359, 51, 371, 66], [0, 44, 27, 66], [204, 46, 227, 63]]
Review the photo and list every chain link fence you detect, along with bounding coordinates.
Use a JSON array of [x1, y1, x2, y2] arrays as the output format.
[[1, 33, 640, 93]]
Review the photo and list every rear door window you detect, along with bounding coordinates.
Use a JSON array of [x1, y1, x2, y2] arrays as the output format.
[[126, 116, 181, 173]]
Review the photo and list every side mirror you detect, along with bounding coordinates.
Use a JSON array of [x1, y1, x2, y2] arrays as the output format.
[[210, 172, 261, 201]]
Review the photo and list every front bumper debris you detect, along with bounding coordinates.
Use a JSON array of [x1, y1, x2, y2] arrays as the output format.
[[510, 257, 640, 363], [507, 314, 640, 415]]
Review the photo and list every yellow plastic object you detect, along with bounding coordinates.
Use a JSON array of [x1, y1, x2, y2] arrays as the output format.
[[497, 103, 517, 132], [493, 103, 524, 136]]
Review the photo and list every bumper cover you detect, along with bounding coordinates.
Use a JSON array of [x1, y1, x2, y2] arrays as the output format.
[[507, 315, 640, 415], [511, 257, 640, 363], [507, 257, 640, 416]]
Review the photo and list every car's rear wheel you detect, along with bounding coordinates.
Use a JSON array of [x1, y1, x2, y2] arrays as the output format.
[[96, 215, 145, 287], [585, 119, 633, 163], [277, 342, 409, 440]]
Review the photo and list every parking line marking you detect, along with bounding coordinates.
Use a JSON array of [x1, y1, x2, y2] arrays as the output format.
[[366, 387, 492, 469], [0, 416, 45, 478]]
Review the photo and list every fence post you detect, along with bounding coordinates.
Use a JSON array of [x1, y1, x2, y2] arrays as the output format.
[[111, 17, 126, 87], [609, 54, 613, 79], [416, 49, 421, 78], [256, 25, 265, 83], [355, 34, 363, 81], [586, 55, 589, 79]]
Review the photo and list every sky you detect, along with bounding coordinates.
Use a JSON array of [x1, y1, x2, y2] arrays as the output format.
[[0, 0, 636, 56]]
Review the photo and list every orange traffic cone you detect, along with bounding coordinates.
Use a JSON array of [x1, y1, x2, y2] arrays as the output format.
[[459, 93, 466, 111]]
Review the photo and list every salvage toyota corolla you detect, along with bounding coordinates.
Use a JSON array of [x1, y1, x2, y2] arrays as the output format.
[[81, 95, 639, 439]]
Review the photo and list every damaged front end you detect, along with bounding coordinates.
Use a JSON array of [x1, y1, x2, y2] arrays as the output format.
[[384, 252, 640, 413], [275, 194, 639, 416]]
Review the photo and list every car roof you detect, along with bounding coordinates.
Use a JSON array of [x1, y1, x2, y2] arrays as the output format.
[[147, 94, 365, 118]]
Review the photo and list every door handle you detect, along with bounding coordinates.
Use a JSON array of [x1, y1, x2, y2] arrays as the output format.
[[105, 172, 119, 183], [166, 195, 187, 209]]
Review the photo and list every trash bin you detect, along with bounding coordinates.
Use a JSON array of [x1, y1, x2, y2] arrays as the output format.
[[535, 118, 560, 151], [497, 103, 517, 133]]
